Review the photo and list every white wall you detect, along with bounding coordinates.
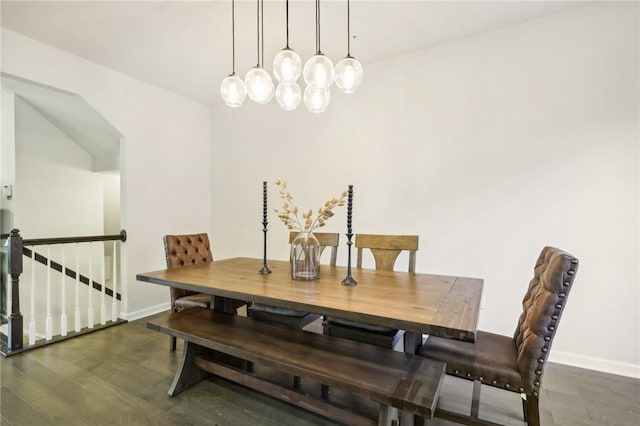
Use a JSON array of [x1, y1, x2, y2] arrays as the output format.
[[1, 28, 212, 319], [1, 89, 16, 235], [211, 2, 639, 377], [13, 96, 107, 335], [14, 96, 104, 237]]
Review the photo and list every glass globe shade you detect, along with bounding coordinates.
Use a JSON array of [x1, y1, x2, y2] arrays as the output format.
[[303, 54, 335, 90], [245, 66, 274, 104], [220, 74, 246, 107], [273, 48, 302, 83], [335, 57, 363, 94], [275, 82, 301, 111], [303, 86, 330, 113]]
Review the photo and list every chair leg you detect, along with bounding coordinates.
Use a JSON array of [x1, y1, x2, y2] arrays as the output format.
[[471, 380, 481, 419], [321, 384, 329, 399], [293, 375, 301, 389], [522, 394, 528, 422], [170, 336, 177, 351], [525, 395, 540, 426]]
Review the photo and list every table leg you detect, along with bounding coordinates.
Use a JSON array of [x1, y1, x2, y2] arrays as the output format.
[[403, 331, 422, 355], [212, 295, 247, 314], [211, 295, 253, 371], [378, 404, 399, 426]]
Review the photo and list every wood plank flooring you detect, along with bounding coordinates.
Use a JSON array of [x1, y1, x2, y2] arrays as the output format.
[[2, 312, 639, 426]]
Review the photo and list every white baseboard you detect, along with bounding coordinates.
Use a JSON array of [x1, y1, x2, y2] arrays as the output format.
[[121, 302, 170, 321], [550, 350, 640, 379]]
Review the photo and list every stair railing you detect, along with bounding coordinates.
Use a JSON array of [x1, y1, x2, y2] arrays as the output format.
[[2, 228, 127, 355]]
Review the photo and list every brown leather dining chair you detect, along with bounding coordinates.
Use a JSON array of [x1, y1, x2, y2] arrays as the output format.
[[163, 233, 213, 351], [323, 233, 419, 349], [248, 231, 339, 328], [417, 246, 579, 426]]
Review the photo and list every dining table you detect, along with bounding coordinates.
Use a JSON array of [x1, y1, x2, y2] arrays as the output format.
[[137, 257, 483, 353], [137, 257, 484, 425]]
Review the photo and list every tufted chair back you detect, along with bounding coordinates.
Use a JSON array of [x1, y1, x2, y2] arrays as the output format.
[[163, 233, 213, 309], [513, 246, 579, 394]]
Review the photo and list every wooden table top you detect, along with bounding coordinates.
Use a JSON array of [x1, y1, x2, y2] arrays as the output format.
[[137, 257, 483, 342]]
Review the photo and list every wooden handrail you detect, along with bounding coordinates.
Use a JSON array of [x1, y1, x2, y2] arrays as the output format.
[[23, 229, 127, 246]]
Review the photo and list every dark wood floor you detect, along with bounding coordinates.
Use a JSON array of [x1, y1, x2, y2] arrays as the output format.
[[2, 313, 639, 426]]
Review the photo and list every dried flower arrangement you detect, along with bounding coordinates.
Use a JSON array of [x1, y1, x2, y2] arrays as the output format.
[[274, 178, 347, 234]]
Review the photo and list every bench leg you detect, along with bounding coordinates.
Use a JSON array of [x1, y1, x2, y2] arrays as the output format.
[[378, 404, 399, 426], [168, 341, 210, 397]]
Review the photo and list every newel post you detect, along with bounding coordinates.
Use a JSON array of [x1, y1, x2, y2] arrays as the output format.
[[7, 229, 24, 351]]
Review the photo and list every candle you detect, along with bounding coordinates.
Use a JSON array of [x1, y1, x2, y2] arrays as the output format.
[[259, 181, 271, 274], [346, 185, 353, 235], [342, 184, 357, 286], [262, 181, 268, 224]]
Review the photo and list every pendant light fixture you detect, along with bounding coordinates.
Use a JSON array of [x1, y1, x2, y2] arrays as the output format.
[[303, 0, 332, 112], [335, 0, 363, 94], [303, 85, 330, 113], [220, 0, 246, 107], [245, 0, 274, 104], [273, 0, 301, 110]]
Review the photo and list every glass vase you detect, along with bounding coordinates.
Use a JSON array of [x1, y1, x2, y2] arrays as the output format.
[[290, 232, 321, 280]]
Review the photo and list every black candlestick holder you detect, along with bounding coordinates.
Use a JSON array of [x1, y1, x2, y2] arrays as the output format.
[[259, 181, 272, 274], [342, 185, 357, 286]]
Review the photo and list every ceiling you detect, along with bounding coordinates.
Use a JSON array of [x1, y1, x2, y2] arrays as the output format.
[[1, 1, 588, 107]]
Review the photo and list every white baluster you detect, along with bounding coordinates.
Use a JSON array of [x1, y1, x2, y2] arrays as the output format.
[[74, 243, 81, 332], [45, 245, 52, 340], [87, 241, 94, 329], [100, 241, 106, 325], [112, 241, 118, 322], [29, 247, 36, 345], [60, 244, 67, 336]]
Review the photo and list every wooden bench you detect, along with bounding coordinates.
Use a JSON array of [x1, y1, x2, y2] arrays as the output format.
[[146, 307, 446, 426]]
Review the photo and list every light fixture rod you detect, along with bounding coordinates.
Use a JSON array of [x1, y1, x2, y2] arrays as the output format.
[[261, 0, 265, 67], [255, 0, 260, 66], [347, 0, 351, 57], [315, 0, 321, 54], [285, 0, 290, 48], [232, 0, 236, 73]]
